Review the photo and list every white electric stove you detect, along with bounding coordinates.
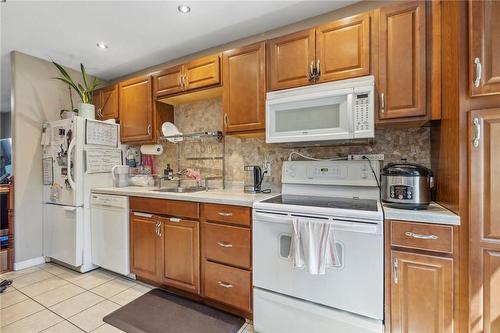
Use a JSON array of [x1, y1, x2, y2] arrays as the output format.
[[252, 160, 384, 333]]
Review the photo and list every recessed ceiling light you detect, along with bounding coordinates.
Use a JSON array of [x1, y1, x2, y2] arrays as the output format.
[[96, 42, 109, 49], [178, 4, 191, 14]]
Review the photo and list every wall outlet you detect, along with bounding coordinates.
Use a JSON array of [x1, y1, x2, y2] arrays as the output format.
[[348, 154, 385, 161], [263, 161, 272, 177]]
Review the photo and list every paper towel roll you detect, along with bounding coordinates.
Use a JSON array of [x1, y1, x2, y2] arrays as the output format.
[[140, 144, 163, 155]]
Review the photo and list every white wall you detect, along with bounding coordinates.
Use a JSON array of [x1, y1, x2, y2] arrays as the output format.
[[11, 51, 87, 264]]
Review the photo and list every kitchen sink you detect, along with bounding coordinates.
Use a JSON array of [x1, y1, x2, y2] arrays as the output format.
[[154, 186, 207, 193]]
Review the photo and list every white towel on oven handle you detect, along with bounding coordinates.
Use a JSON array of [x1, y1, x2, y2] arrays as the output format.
[[291, 217, 340, 275]]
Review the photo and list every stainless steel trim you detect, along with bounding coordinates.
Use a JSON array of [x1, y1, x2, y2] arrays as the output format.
[[217, 281, 233, 288], [380, 93, 385, 113], [134, 212, 153, 218], [474, 57, 482, 88], [473, 117, 481, 148], [394, 257, 398, 284], [217, 241, 233, 248], [217, 212, 233, 217], [405, 231, 438, 240]]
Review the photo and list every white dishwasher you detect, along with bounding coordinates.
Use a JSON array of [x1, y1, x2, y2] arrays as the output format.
[[91, 194, 130, 276]]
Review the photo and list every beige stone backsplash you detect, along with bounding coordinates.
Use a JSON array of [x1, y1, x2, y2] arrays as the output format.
[[154, 98, 431, 188]]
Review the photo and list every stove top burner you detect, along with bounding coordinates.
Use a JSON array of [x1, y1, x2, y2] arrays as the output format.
[[261, 195, 379, 212]]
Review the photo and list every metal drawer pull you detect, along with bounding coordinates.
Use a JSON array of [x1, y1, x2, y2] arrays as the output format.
[[405, 231, 438, 240], [134, 212, 153, 218], [217, 212, 233, 217], [169, 217, 181, 223], [474, 57, 482, 88], [217, 281, 233, 288], [217, 242, 233, 248], [394, 257, 399, 284], [380, 93, 385, 113]]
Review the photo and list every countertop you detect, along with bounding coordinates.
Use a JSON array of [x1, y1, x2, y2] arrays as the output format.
[[91, 186, 277, 207], [383, 202, 460, 226]]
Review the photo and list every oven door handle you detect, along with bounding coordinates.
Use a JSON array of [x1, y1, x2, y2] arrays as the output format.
[[332, 221, 379, 234], [254, 211, 295, 224]]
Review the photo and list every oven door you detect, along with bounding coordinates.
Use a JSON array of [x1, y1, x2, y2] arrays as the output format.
[[253, 210, 383, 320], [266, 88, 354, 143]]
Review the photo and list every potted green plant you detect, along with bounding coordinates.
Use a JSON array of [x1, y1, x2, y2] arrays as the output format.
[[52, 61, 100, 119]]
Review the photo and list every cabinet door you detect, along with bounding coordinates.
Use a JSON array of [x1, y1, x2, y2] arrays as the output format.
[[153, 65, 183, 97], [96, 85, 118, 120], [469, 108, 500, 333], [223, 42, 266, 133], [119, 75, 153, 143], [469, 0, 500, 96], [93, 89, 102, 117], [391, 251, 453, 333], [268, 29, 316, 91], [161, 217, 200, 294], [183, 54, 221, 91], [378, 1, 426, 120], [130, 212, 162, 282], [316, 13, 370, 83]]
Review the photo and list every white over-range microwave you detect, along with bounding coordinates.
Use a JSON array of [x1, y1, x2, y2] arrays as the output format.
[[266, 75, 375, 144]]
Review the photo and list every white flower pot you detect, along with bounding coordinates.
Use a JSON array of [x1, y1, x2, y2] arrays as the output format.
[[60, 110, 77, 119], [78, 103, 95, 119]]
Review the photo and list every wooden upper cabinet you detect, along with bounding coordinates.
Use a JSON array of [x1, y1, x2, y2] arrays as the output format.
[[160, 217, 200, 294], [378, 1, 426, 120], [469, 0, 500, 96], [130, 213, 162, 283], [316, 13, 370, 83], [183, 54, 221, 91], [469, 108, 500, 333], [98, 85, 119, 120], [119, 75, 153, 143], [153, 66, 183, 97], [223, 42, 266, 133], [391, 250, 453, 333], [268, 29, 316, 91]]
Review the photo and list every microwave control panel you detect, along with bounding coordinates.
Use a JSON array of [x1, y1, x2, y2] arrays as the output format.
[[354, 93, 370, 131]]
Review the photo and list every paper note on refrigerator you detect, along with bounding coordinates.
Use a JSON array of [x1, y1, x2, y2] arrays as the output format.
[[85, 120, 118, 147], [42, 157, 54, 185], [86, 148, 122, 173]]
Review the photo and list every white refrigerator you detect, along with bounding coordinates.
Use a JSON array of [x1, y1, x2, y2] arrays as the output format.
[[42, 116, 122, 272]]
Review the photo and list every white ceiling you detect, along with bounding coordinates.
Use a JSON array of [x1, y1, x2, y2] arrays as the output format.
[[0, 0, 359, 112]]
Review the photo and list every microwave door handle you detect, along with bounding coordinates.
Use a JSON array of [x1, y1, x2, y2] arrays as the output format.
[[347, 93, 354, 137]]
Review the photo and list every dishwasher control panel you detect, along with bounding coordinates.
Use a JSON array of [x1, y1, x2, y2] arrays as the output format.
[[91, 194, 128, 208]]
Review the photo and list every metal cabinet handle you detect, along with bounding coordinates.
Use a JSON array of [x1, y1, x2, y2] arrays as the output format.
[[134, 212, 153, 218], [169, 217, 181, 223], [315, 59, 321, 79], [393, 257, 399, 284], [182, 74, 188, 89], [217, 241, 233, 248], [474, 57, 482, 88], [147, 124, 152, 135], [224, 113, 229, 128], [217, 281, 233, 288], [473, 117, 481, 148], [178, 74, 183, 88], [380, 93, 385, 113], [405, 231, 438, 240], [308, 61, 315, 81], [155, 221, 162, 237], [155, 222, 159, 236], [217, 212, 233, 217]]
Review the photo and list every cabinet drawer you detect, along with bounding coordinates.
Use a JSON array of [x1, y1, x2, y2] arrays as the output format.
[[203, 223, 251, 269], [130, 197, 199, 220], [203, 204, 251, 227], [204, 261, 251, 312], [390, 220, 453, 254]]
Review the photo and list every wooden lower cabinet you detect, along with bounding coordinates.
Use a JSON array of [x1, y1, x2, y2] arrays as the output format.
[[130, 212, 162, 282], [390, 251, 453, 333], [160, 217, 200, 294], [469, 108, 500, 333], [130, 199, 252, 317]]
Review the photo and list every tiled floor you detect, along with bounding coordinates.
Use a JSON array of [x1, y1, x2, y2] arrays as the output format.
[[0, 263, 255, 333]]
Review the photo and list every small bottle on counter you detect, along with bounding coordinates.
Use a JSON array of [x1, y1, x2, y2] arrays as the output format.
[[164, 164, 174, 180]]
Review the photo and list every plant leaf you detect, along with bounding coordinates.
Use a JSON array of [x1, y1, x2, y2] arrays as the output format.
[[80, 63, 89, 90], [53, 77, 83, 100], [51, 60, 74, 84]]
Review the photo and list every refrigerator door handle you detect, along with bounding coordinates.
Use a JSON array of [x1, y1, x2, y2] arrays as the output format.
[[63, 206, 77, 212], [66, 138, 76, 190]]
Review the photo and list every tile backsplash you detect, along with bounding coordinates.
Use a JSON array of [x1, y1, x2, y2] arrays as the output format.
[[154, 98, 431, 188]]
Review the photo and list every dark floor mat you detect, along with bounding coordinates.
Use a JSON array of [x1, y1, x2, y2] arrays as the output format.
[[103, 288, 245, 333]]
